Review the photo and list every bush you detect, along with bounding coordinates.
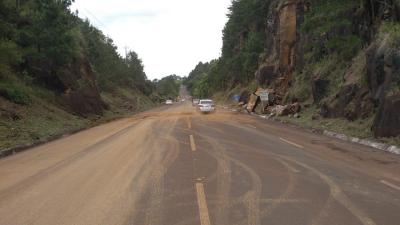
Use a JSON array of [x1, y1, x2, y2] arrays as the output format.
[[0, 83, 31, 105]]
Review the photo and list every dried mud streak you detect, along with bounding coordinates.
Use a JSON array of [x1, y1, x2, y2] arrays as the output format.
[[200, 135, 262, 225], [146, 119, 180, 225], [209, 139, 232, 225], [279, 155, 377, 225], [196, 123, 300, 220], [195, 123, 375, 225], [128, 118, 180, 225], [259, 158, 298, 217]]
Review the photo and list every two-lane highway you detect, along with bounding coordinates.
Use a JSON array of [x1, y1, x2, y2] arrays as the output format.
[[0, 103, 399, 225]]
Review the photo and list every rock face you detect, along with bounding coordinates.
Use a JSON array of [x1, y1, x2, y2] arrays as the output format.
[[373, 95, 400, 137], [61, 58, 107, 115], [366, 41, 400, 137], [251, 0, 400, 138], [365, 42, 396, 102], [278, 1, 298, 73], [256, 0, 304, 94]]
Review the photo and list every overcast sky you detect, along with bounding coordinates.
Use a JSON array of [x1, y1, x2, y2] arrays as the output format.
[[71, 0, 231, 80]]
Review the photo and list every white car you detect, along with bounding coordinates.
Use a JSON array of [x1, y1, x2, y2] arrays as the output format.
[[197, 99, 215, 113], [165, 100, 173, 105]]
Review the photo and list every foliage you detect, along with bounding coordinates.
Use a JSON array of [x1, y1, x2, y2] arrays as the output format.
[[184, 61, 211, 91], [193, 74, 210, 98], [0, 41, 22, 78], [0, 82, 31, 105], [78, 20, 153, 94], [153, 75, 182, 100], [301, 0, 363, 62], [0, 0, 154, 104], [186, 0, 271, 97]]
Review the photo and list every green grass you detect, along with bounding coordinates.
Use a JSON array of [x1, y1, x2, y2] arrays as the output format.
[[0, 86, 156, 150], [0, 98, 90, 149], [0, 81, 31, 105]]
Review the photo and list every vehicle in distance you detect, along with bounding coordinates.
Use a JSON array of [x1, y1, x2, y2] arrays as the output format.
[[192, 99, 199, 106], [165, 100, 173, 105], [197, 99, 215, 113]]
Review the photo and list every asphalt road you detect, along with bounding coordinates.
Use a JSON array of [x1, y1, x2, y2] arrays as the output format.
[[0, 103, 399, 225]]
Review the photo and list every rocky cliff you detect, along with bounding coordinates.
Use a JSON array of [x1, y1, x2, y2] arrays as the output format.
[[253, 0, 400, 138]]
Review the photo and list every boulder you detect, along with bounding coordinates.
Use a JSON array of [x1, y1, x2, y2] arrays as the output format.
[[372, 95, 400, 137], [272, 105, 291, 116], [246, 94, 260, 112]]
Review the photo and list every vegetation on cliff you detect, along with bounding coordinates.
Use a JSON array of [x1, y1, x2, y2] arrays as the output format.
[[186, 0, 400, 140]]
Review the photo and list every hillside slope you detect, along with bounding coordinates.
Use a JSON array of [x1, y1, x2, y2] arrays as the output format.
[[0, 0, 165, 150], [186, 0, 400, 141]]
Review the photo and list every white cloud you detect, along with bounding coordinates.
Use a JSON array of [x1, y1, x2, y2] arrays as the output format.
[[71, 0, 231, 80]]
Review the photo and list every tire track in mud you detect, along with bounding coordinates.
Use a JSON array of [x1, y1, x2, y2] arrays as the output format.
[[124, 118, 180, 225], [198, 134, 262, 225], [144, 118, 181, 225], [259, 158, 298, 217], [309, 196, 335, 225], [207, 141, 232, 225], [195, 122, 376, 225], [223, 137, 377, 225], [280, 156, 377, 225], [195, 124, 302, 223]]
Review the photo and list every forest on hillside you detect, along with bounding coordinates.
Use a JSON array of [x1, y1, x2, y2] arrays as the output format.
[[0, 0, 180, 110], [0, 0, 181, 149]]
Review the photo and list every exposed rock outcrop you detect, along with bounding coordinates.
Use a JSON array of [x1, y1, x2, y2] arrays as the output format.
[[256, 0, 305, 94], [373, 95, 400, 137], [249, 0, 400, 138]]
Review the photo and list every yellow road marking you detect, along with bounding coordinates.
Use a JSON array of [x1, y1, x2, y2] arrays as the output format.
[[280, 138, 304, 149], [381, 180, 400, 191], [195, 183, 211, 225], [190, 135, 196, 152]]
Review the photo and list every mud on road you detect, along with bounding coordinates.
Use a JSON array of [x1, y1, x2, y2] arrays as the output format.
[[0, 103, 399, 225]]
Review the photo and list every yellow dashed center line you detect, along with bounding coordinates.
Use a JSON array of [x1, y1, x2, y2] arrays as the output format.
[[189, 126, 211, 225], [195, 183, 211, 225], [279, 138, 304, 149], [190, 135, 196, 152]]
